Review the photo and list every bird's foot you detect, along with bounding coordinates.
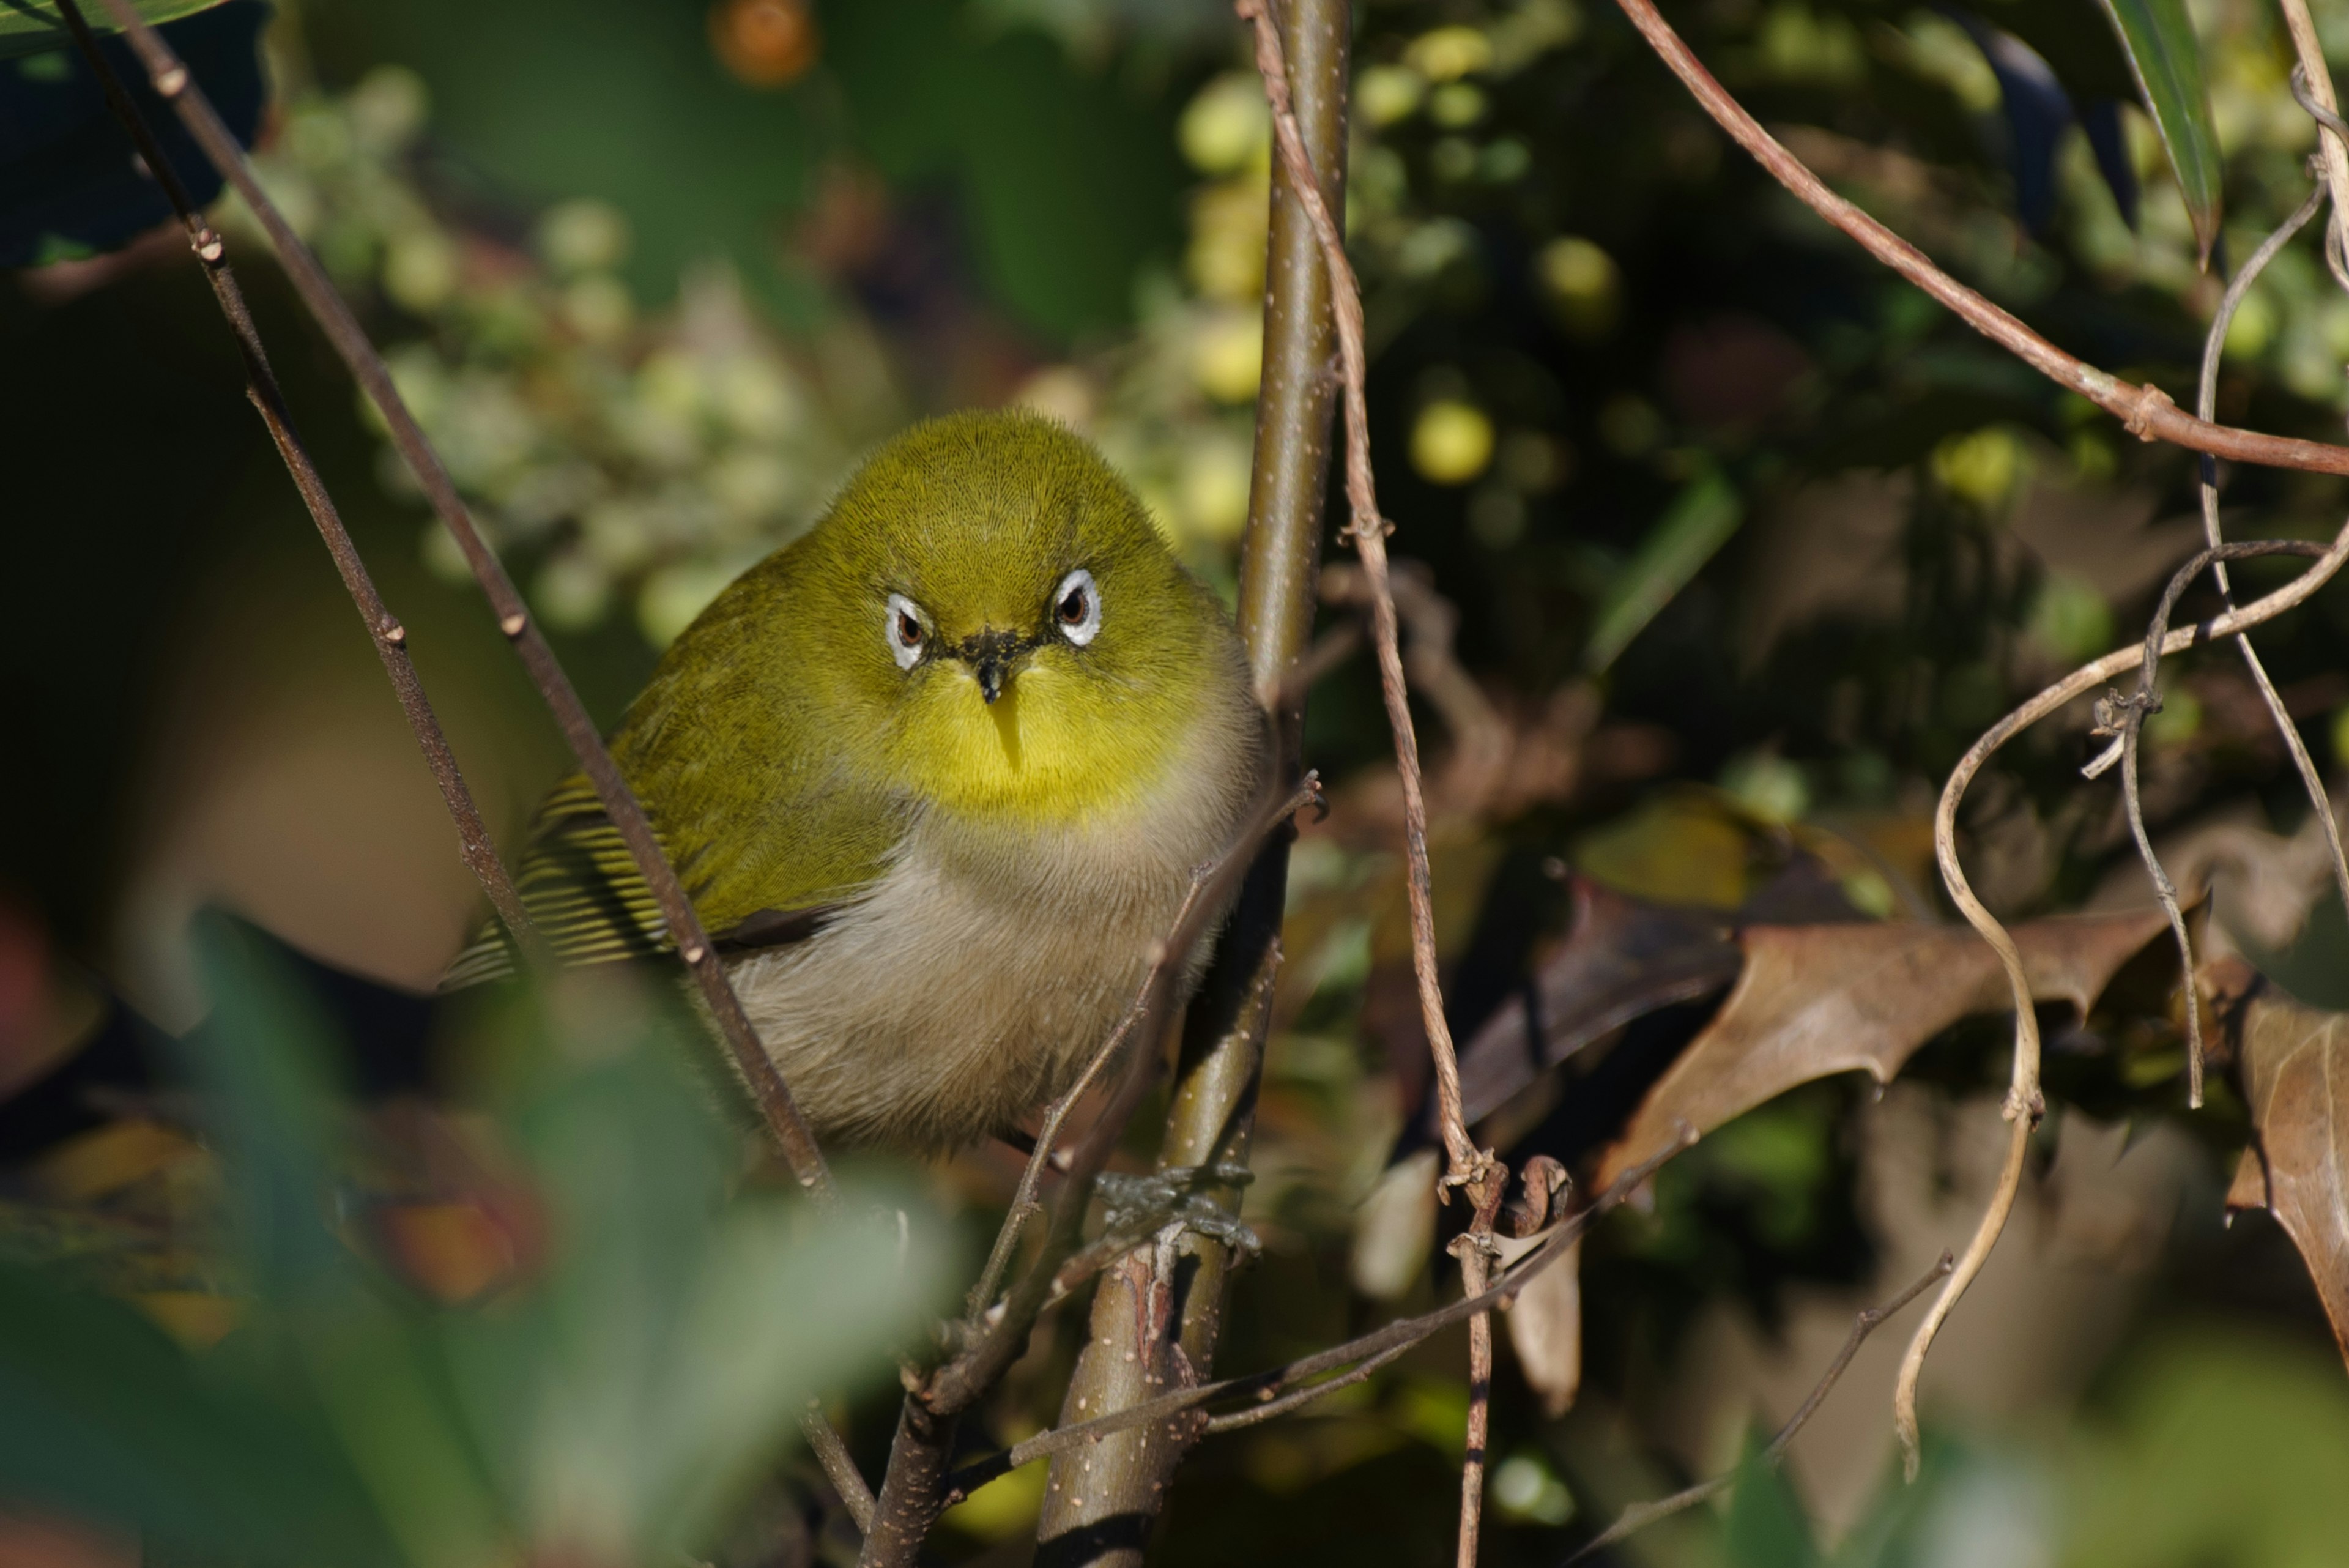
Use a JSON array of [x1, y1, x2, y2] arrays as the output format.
[[1096, 1164, 1260, 1257]]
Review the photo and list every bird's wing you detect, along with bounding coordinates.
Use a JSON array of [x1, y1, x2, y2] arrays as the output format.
[[438, 773, 869, 990]]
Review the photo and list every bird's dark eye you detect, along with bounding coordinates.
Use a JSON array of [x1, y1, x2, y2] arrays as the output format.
[[885, 592, 927, 670], [1052, 568, 1100, 647]]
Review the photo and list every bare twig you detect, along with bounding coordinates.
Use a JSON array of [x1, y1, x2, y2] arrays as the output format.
[[1237, 0, 1482, 1191], [1568, 1252, 1954, 1562], [944, 1131, 1694, 1501], [50, 0, 540, 960], [802, 1403, 876, 1534], [1893, 519, 2349, 1473], [2101, 541, 2329, 1105], [1611, 0, 2349, 477], [80, 0, 836, 1202], [2173, 155, 2349, 970]]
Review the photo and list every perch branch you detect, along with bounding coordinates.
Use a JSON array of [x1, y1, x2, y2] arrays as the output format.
[[1026, 3, 1352, 1562], [81, 0, 834, 1201], [1568, 1252, 1954, 1562], [944, 1131, 1694, 1501], [1611, 0, 2349, 477], [856, 773, 1321, 1567]]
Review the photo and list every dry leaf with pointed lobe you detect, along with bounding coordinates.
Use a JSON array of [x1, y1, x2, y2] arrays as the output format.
[[1596, 907, 2171, 1186]]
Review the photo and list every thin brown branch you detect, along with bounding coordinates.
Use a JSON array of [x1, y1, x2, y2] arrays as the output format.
[[2104, 541, 2329, 1107], [2178, 158, 2349, 968], [49, 0, 541, 959], [802, 1403, 875, 1534], [1611, 0, 2349, 477], [80, 0, 836, 1202], [1237, 0, 1482, 1190], [1238, 5, 1501, 1555], [943, 1129, 1693, 1503], [1568, 1252, 1954, 1562]]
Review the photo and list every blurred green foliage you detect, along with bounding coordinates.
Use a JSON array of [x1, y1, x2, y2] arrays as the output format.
[[0, 916, 943, 1568], [12, 0, 2349, 1561]]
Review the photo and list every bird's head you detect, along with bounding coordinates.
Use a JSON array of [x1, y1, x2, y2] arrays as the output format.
[[793, 411, 1247, 825]]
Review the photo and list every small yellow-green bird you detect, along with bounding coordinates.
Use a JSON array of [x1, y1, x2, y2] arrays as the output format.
[[446, 411, 1267, 1153]]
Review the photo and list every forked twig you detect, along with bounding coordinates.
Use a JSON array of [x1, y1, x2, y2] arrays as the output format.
[[1568, 1253, 1953, 1562], [78, 0, 836, 1202], [2098, 540, 2328, 1105]]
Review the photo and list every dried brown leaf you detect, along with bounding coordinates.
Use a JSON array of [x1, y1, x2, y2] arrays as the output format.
[[2230, 986, 2349, 1367], [1503, 1235, 1582, 1416], [1459, 877, 1741, 1127], [1595, 907, 2172, 1186]]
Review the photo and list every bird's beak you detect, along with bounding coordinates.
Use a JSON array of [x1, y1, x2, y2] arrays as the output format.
[[959, 628, 1034, 706]]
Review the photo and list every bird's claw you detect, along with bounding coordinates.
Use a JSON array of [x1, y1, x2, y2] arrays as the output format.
[[1096, 1165, 1260, 1258]]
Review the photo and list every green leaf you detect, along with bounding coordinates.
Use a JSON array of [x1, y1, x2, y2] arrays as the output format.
[[1724, 1432, 1820, 1568], [0, 0, 234, 61], [1584, 470, 1743, 674], [2096, 0, 2224, 264], [0, 1260, 395, 1566]]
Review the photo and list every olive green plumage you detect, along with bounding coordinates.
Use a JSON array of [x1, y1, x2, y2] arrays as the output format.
[[447, 411, 1266, 1152]]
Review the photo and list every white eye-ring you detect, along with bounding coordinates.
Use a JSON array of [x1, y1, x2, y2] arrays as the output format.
[[885, 592, 927, 671], [1052, 568, 1100, 647]]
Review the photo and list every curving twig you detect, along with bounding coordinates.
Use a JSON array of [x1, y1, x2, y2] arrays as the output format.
[[2099, 540, 2328, 1105], [1890, 515, 2349, 1472], [78, 0, 836, 1202]]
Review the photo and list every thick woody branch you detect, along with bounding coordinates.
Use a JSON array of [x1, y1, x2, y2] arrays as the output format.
[[80, 0, 834, 1201], [856, 776, 1320, 1567], [946, 1132, 1693, 1499], [1612, 0, 2349, 477], [1024, 4, 1354, 1564], [50, 0, 540, 958]]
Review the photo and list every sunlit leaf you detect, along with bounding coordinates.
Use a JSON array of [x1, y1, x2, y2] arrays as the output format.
[[2096, 0, 2222, 264], [1595, 907, 2171, 1186], [1584, 471, 1742, 674], [2219, 970, 2349, 1370]]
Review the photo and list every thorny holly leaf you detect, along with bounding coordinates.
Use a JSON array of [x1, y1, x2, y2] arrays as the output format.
[[1594, 908, 2172, 1187], [2219, 968, 2349, 1370]]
